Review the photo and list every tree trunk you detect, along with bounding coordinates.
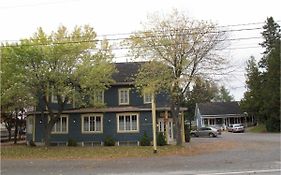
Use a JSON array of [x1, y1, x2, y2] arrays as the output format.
[[44, 123, 52, 146], [171, 101, 183, 146], [7, 128, 12, 141], [13, 111, 19, 144]]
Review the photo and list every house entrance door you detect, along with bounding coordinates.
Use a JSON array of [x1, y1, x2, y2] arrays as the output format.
[[158, 118, 174, 144]]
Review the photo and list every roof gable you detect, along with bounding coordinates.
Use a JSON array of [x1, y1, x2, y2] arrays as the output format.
[[197, 102, 242, 116]]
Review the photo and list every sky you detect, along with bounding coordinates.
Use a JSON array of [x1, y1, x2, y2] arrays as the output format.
[[0, 0, 280, 100]]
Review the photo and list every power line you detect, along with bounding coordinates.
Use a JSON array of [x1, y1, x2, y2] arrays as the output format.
[[0, 25, 265, 44]]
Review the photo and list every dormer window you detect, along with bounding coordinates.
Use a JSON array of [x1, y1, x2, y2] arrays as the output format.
[[119, 88, 129, 105], [143, 92, 152, 104], [51, 93, 58, 103], [94, 90, 104, 105]]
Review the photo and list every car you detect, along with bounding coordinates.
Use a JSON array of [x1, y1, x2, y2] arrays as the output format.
[[232, 124, 245, 133], [190, 126, 221, 137], [227, 124, 234, 132]]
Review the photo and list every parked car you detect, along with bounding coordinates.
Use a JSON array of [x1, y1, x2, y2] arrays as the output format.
[[227, 124, 234, 132], [232, 124, 245, 133], [190, 127, 221, 137]]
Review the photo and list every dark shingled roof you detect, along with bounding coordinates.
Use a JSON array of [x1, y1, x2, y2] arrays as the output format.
[[197, 102, 242, 116], [112, 62, 145, 85]]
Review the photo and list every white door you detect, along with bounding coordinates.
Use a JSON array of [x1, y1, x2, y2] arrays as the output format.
[[158, 118, 174, 144]]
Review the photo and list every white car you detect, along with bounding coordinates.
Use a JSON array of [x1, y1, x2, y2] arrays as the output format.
[[232, 124, 245, 133]]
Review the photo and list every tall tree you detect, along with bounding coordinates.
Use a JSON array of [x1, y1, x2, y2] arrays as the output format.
[[1, 25, 116, 145], [259, 17, 280, 131], [213, 86, 234, 102], [125, 10, 227, 145], [241, 17, 280, 132], [1, 44, 35, 143]]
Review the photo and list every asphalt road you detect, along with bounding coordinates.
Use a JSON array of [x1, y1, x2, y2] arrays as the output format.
[[1, 132, 280, 175]]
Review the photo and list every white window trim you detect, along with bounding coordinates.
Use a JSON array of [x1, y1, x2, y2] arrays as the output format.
[[118, 88, 130, 105], [51, 93, 58, 103], [94, 90, 104, 105], [143, 92, 152, 104], [116, 113, 139, 133], [51, 115, 69, 134], [81, 114, 103, 134]]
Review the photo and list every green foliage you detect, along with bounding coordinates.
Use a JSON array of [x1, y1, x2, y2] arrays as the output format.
[[266, 117, 280, 132], [139, 132, 151, 146], [214, 86, 234, 102], [242, 17, 280, 132], [248, 124, 267, 133], [135, 61, 173, 96], [157, 132, 167, 146], [1, 25, 116, 145], [67, 138, 78, 147], [125, 9, 227, 145], [103, 136, 115, 146]]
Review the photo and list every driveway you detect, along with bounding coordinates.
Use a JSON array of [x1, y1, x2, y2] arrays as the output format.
[[1, 132, 280, 175]]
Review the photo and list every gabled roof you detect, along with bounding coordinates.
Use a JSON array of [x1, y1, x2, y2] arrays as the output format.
[[197, 102, 242, 116], [112, 62, 145, 85]]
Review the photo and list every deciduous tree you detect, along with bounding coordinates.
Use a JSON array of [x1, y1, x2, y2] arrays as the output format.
[[1, 25, 116, 145], [125, 10, 227, 145]]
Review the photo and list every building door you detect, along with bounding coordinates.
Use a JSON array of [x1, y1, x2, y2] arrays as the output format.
[[158, 118, 174, 144]]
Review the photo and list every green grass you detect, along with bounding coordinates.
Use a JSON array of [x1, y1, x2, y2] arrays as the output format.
[[1, 140, 239, 160], [247, 124, 267, 133], [1, 145, 187, 160]]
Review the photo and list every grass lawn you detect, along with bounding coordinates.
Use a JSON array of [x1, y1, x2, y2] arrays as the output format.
[[247, 124, 267, 133], [1, 140, 237, 160]]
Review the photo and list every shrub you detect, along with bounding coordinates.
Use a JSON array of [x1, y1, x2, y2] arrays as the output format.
[[104, 136, 115, 146], [157, 132, 167, 146], [266, 117, 281, 132], [29, 140, 36, 147], [68, 138, 77, 147], [139, 132, 151, 146]]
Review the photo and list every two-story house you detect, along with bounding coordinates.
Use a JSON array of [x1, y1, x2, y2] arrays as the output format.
[[26, 62, 187, 146]]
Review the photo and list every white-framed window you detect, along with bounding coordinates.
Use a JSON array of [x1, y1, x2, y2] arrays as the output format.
[[51, 115, 68, 134], [27, 115, 34, 134], [118, 88, 129, 105], [81, 114, 103, 133], [143, 92, 152, 104], [51, 93, 58, 103], [117, 113, 139, 133], [94, 90, 104, 105]]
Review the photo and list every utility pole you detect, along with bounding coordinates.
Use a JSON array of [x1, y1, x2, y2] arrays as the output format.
[[151, 93, 157, 153]]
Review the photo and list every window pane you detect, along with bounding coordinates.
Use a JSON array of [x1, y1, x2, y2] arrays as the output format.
[[55, 118, 61, 132], [90, 116, 95, 131], [125, 115, 130, 130], [61, 117, 67, 132], [96, 116, 101, 131], [131, 115, 137, 130], [84, 117, 89, 131], [119, 116, 124, 131]]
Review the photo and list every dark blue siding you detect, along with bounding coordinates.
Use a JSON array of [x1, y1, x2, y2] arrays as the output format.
[[30, 111, 154, 144]]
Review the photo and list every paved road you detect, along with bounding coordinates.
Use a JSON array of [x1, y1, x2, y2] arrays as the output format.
[[1, 132, 280, 175]]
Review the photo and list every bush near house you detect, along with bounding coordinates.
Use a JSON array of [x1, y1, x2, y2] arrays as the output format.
[[157, 132, 167, 146], [104, 136, 115, 146], [68, 138, 78, 147], [139, 132, 151, 146]]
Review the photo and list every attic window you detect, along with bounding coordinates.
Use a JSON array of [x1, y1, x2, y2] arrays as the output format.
[[118, 88, 129, 105], [143, 92, 152, 104]]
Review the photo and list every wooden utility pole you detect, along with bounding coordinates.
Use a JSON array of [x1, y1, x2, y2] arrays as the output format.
[[151, 93, 157, 153]]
